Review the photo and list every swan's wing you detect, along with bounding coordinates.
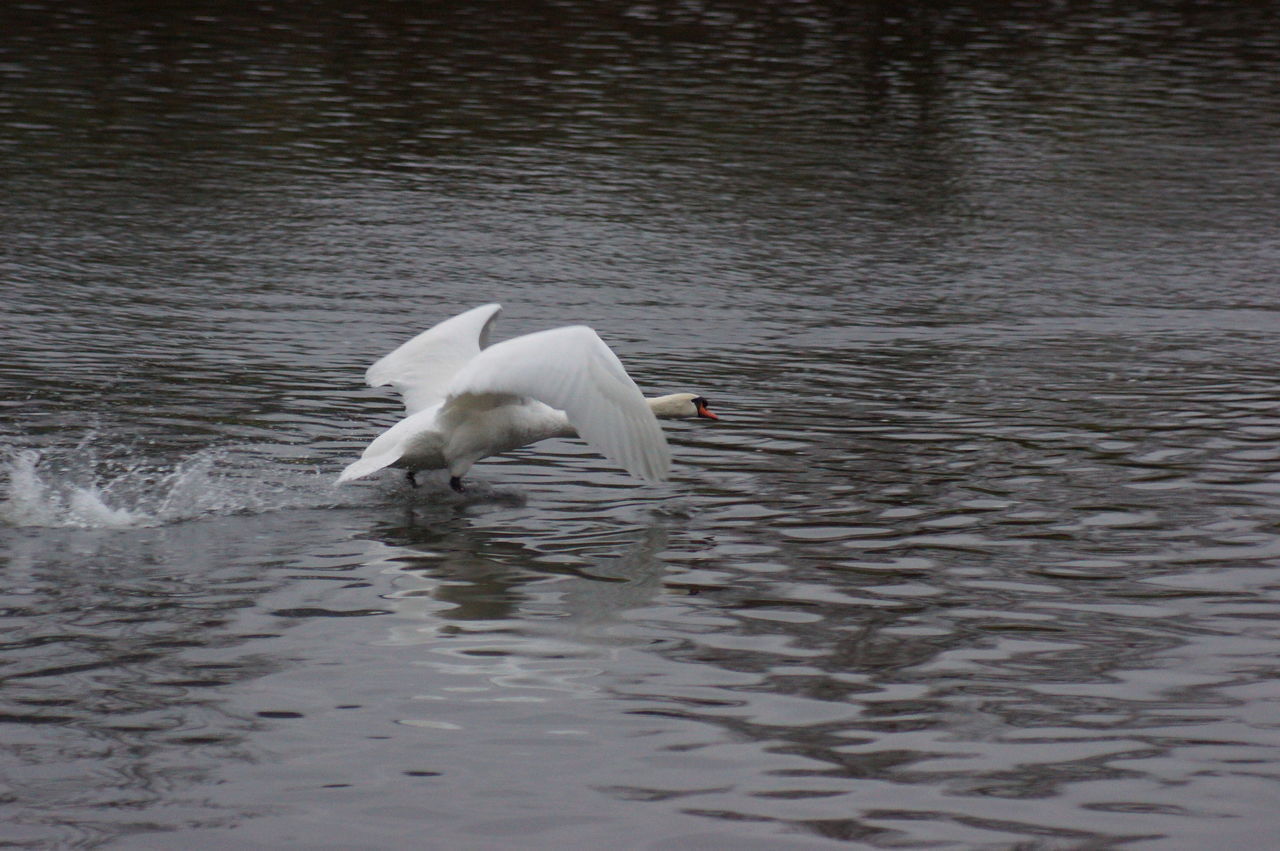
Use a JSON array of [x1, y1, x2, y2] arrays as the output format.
[[366, 303, 502, 414], [335, 412, 412, 483], [443, 326, 671, 482], [336, 405, 441, 484], [337, 448, 402, 483]]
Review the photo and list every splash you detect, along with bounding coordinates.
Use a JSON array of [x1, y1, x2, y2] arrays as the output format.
[[0, 445, 338, 530], [1, 450, 143, 528]]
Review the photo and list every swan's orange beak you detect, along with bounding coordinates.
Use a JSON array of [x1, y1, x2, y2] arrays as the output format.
[[695, 400, 719, 420]]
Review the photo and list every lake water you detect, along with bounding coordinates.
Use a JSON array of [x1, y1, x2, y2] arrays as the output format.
[[3, 2, 1280, 847]]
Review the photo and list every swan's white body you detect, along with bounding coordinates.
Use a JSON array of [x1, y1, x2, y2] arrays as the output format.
[[337, 304, 715, 488]]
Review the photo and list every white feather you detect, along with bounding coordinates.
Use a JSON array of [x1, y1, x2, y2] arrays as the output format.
[[365, 303, 501, 414], [338, 305, 714, 488], [443, 326, 671, 482]]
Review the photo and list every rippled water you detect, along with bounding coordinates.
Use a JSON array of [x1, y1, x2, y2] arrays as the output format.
[[4, 2, 1280, 847]]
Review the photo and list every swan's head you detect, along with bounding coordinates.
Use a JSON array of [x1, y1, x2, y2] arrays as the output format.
[[648, 393, 720, 420]]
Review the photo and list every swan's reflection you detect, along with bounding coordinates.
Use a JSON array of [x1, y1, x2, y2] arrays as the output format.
[[353, 513, 674, 722], [367, 515, 670, 646]]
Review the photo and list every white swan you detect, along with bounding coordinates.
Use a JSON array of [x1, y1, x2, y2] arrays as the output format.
[[337, 304, 718, 491]]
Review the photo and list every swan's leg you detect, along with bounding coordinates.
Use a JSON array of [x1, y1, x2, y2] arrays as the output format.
[[449, 476, 465, 493], [406, 470, 419, 488]]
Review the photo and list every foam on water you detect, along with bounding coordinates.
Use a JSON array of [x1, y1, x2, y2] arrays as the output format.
[[0, 445, 341, 529]]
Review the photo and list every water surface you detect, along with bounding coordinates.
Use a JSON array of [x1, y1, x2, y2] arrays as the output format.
[[3, 2, 1280, 847]]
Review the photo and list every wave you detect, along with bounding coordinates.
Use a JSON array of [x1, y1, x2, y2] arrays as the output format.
[[0, 444, 342, 530]]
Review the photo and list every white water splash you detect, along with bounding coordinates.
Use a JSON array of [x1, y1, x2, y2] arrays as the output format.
[[0, 446, 338, 529], [1, 450, 144, 528]]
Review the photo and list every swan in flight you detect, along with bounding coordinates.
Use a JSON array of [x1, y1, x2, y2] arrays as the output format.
[[337, 304, 718, 491]]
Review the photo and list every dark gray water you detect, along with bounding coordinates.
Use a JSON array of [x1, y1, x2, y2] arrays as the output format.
[[4, 2, 1280, 847]]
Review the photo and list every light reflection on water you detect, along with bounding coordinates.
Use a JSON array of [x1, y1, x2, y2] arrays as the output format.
[[3, 1, 1280, 847]]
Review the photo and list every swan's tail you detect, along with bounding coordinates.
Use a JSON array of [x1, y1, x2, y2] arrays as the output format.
[[336, 450, 402, 484]]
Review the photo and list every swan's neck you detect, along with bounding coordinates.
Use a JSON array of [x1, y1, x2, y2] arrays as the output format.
[[536, 396, 684, 438], [525, 396, 683, 441], [646, 393, 691, 419]]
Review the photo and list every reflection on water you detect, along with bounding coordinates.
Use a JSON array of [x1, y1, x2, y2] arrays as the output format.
[[4, 0, 1280, 847]]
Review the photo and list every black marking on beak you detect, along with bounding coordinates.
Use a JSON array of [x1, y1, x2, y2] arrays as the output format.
[[693, 397, 719, 420]]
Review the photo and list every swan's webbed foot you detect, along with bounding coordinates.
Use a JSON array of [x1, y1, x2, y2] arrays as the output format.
[[406, 470, 419, 488], [449, 476, 465, 493]]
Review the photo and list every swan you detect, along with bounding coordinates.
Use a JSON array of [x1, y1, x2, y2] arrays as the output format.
[[337, 304, 718, 491]]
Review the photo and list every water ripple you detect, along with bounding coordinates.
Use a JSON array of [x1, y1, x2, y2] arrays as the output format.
[[3, 1, 1280, 847]]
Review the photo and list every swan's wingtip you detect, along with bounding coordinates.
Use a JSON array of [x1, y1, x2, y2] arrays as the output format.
[[638, 459, 672, 484], [336, 450, 401, 484]]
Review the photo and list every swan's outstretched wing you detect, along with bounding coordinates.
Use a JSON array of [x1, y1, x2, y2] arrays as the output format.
[[443, 326, 671, 482], [366, 303, 502, 414], [335, 406, 435, 483], [336, 447, 402, 483]]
